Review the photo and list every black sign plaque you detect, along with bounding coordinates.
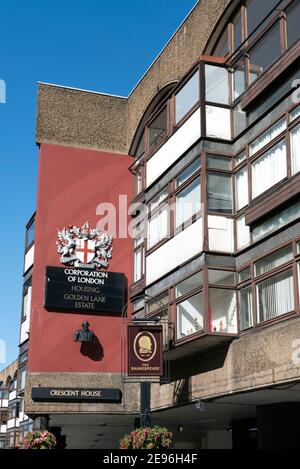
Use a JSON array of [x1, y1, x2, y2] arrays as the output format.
[[44, 266, 125, 314], [32, 387, 122, 403]]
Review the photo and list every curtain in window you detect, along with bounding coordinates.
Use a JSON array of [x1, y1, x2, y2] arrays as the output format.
[[235, 167, 248, 211], [252, 140, 286, 198], [250, 118, 286, 156], [257, 269, 294, 322], [291, 124, 300, 175], [148, 206, 168, 248], [239, 286, 253, 330], [176, 179, 201, 227]]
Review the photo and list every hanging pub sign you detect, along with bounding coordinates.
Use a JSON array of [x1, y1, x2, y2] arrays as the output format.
[[44, 222, 125, 314], [128, 325, 163, 376]]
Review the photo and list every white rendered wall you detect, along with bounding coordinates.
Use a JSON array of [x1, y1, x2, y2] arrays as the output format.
[[208, 216, 234, 252], [206, 105, 231, 140], [146, 108, 201, 187], [146, 219, 203, 286], [19, 287, 31, 345], [24, 245, 34, 273]]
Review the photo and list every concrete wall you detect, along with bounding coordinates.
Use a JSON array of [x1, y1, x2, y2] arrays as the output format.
[[0, 360, 18, 386]]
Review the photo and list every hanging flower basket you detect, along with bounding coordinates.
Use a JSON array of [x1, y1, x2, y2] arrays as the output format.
[[21, 430, 57, 450], [120, 426, 173, 450]]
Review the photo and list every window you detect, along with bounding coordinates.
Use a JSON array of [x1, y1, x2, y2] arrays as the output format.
[[290, 106, 300, 123], [207, 155, 232, 171], [251, 140, 286, 198], [177, 293, 203, 339], [147, 206, 168, 249], [175, 272, 203, 297], [235, 167, 249, 211], [250, 118, 286, 156], [254, 245, 293, 277], [257, 269, 294, 322], [234, 151, 246, 167], [175, 178, 201, 228], [148, 106, 167, 153], [207, 173, 232, 214], [146, 292, 169, 316], [175, 70, 199, 124], [233, 9, 242, 52], [148, 188, 168, 213], [232, 60, 246, 100], [239, 286, 253, 331], [205, 65, 229, 104], [249, 21, 281, 84], [238, 266, 251, 283], [208, 270, 235, 286], [134, 166, 143, 196], [133, 222, 144, 282], [213, 27, 229, 57], [253, 200, 300, 241], [291, 124, 300, 175], [209, 289, 237, 333], [22, 280, 32, 321], [246, 0, 279, 38], [17, 367, 26, 392], [236, 215, 251, 250], [176, 159, 200, 187], [286, 0, 300, 49], [26, 220, 34, 249]]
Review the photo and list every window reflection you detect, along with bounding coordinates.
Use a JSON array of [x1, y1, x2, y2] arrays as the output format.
[[148, 107, 167, 153]]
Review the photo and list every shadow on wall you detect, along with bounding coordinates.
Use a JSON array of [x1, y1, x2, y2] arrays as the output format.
[[80, 336, 104, 361]]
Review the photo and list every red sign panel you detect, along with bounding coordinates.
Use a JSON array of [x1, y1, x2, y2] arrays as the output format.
[[128, 325, 163, 376]]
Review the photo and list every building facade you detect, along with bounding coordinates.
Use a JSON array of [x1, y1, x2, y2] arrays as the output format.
[[19, 0, 300, 449]]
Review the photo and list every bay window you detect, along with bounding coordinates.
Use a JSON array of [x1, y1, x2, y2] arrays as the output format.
[[250, 118, 286, 156], [291, 124, 300, 175], [251, 139, 286, 199], [257, 269, 294, 322]]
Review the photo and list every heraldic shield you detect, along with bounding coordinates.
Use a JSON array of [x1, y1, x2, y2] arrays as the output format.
[[56, 222, 113, 269]]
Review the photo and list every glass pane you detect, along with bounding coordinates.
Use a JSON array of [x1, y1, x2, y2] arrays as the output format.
[[175, 70, 200, 124], [235, 167, 249, 211], [249, 22, 281, 84], [176, 159, 201, 187], [236, 215, 251, 250], [286, 0, 300, 49], [291, 124, 300, 175], [239, 286, 253, 330], [148, 206, 168, 249], [205, 65, 229, 104], [134, 249, 142, 282], [26, 221, 34, 248], [209, 289, 237, 334], [257, 269, 294, 322], [133, 298, 144, 312], [247, 0, 279, 38], [147, 292, 169, 315], [253, 200, 300, 241], [233, 60, 246, 100], [238, 266, 251, 283], [250, 118, 286, 156], [233, 104, 247, 137], [176, 178, 201, 227], [135, 133, 145, 159], [235, 151, 246, 167], [290, 106, 300, 123], [176, 272, 203, 298], [297, 241, 300, 255], [206, 105, 231, 140], [135, 166, 143, 195], [148, 187, 168, 213], [254, 245, 293, 276], [177, 293, 203, 339], [148, 107, 167, 153], [207, 173, 232, 214], [233, 9, 242, 52], [208, 270, 235, 285], [252, 140, 287, 198], [207, 155, 232, 171], [213, 27, 229, 57]]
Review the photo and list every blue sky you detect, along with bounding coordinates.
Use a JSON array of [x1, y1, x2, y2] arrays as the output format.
[[0, 0, 197, 367]]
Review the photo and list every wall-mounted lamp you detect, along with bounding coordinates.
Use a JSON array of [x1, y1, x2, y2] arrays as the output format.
[[74, 321, 94, 343]]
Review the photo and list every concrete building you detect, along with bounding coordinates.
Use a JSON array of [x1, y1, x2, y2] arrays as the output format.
[[18, 0, 300, 449]]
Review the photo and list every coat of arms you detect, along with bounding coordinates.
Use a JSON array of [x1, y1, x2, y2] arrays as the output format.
[[56, 222, 113, 268]]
